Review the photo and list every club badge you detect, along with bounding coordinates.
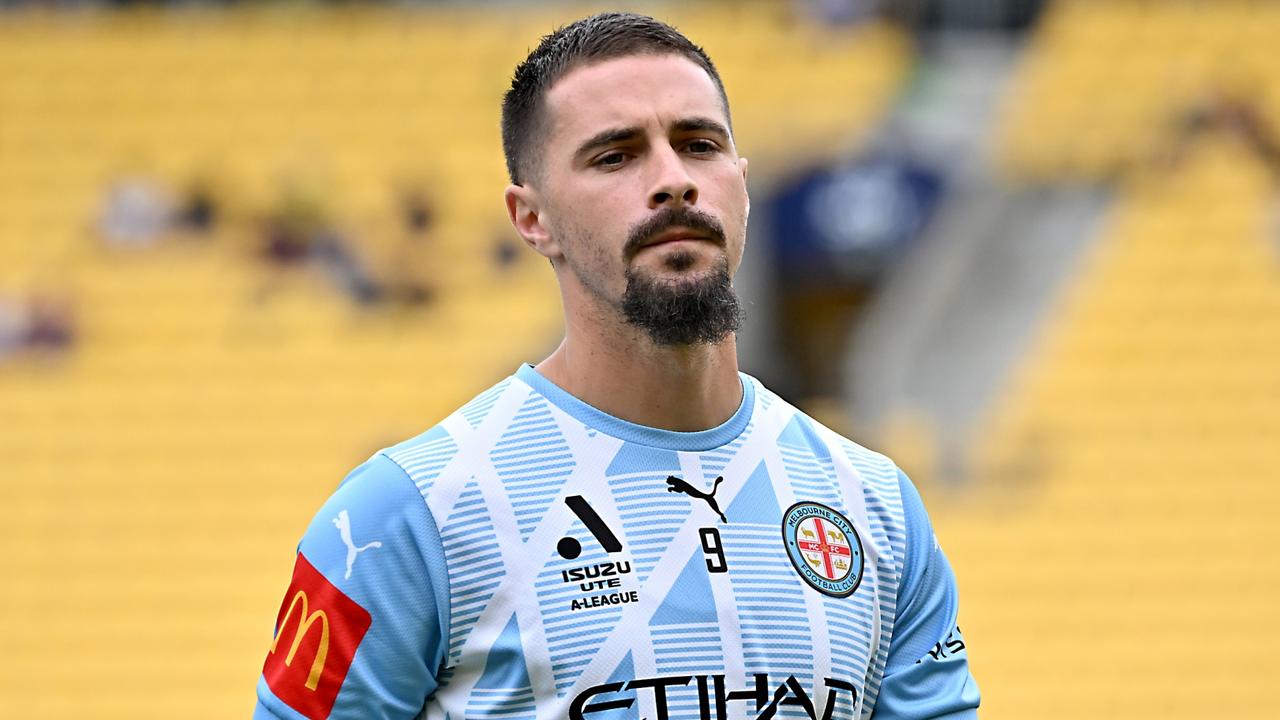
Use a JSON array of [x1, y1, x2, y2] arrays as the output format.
[[782, 502, 864, 597]]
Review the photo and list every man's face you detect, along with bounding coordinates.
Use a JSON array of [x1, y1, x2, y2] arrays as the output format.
[[515, 53, 750, 343]]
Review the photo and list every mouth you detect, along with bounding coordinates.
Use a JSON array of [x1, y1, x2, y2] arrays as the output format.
[[639, 227, 713, 251]]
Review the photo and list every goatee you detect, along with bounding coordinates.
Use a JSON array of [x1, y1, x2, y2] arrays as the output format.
[[621, 259, 743, 346]]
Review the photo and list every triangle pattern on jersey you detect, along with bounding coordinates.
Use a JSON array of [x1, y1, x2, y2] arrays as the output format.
[[726, 460, 782, 526], [460, 377, 512, 428], [415, 424, 451, 445], [777, 414, 833, 463], [590, 651, 640, 720], [606, 442, 681, 476], [608, 650, 635, 684], [650, 550, 719, 627], [386, 424, 459, 493], [490, 392, 576, 544], [443, 478, 491, 527], [474, 613, 534, 690]]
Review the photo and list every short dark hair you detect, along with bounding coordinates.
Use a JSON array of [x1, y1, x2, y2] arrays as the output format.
[[501, 12, 731, 186]]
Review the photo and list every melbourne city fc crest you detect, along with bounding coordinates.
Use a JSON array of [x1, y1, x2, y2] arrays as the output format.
[[782, 502, 864, 597]]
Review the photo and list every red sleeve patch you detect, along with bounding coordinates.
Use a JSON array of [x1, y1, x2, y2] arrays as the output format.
[[262, 553, 372, 720]]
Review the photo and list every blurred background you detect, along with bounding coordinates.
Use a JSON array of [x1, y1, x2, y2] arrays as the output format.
[[1, 0, 1277, 717]]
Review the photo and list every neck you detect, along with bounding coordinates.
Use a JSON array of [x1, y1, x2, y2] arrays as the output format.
[[535, 310, 743, 433]]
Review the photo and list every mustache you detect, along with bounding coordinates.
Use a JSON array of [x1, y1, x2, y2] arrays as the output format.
[[623, 206, 726, 261]]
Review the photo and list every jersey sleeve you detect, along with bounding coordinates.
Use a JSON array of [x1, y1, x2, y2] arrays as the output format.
[[253, 453, 450, 720], [871, 469, 981, 719]]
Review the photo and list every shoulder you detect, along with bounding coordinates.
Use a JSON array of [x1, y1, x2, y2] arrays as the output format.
[[377, 373, 532, 496], [300, 453, 434, 567], [748, 374, 902, 489]]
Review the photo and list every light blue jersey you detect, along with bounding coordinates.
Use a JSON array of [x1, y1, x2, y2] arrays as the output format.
[[255, 365, 979, 719]]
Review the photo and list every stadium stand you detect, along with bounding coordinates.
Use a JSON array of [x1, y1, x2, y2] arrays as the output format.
[[997, 0, 1280, 182], [946, 134, 1280, 718], [908, 2, 1280, 717], [0, 4, 908, 717]]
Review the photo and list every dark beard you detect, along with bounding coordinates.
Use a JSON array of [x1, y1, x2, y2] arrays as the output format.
[[621, 260, 743, 346]]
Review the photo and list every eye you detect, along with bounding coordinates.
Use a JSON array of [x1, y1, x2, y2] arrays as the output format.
[[685, 139, 719, 155], [593, 151, 628, 168]]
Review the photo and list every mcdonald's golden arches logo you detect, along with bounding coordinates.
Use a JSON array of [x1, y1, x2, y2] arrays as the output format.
[[270, 590, 330, 691], [262, 553, 372, 720]]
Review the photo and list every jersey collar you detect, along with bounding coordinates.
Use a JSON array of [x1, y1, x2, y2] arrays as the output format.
[[514, 363, 756, 452]]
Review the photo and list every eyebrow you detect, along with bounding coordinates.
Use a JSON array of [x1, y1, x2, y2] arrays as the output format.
[[672, 116, 731, 141], [574, 126, 644, 163], [572, 116, 732, 163]]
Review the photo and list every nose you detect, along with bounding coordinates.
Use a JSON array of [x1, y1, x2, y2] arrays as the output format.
[[647, 145, 699, 209]]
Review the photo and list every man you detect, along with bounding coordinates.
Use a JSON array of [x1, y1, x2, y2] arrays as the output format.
[[254, 12, 979, 720]]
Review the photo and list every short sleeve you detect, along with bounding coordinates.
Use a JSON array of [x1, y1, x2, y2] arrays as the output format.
[[253, 453, 450, 720], [871, 469, 980, 719]]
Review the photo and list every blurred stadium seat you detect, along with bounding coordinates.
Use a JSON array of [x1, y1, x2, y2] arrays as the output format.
[[0, 3, 907, 717], [917, 2, 1280, 715], [996, 0, 1280, 182], [943, 133, 1280, 717]]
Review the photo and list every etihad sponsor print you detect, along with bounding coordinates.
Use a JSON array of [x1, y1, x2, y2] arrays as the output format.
[[571, 673, 860, 720]]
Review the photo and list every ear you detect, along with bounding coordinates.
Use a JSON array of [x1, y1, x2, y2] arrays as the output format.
[[505, 184, 562, 261], [738, 156, 750, 216]]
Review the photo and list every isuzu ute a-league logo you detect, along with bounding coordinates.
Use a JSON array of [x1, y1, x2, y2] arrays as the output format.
[[557, 495, 639, 612], [782, 502, 864, 598]]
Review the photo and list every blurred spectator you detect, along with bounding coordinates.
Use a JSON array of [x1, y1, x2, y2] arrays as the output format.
[[260, 188, 320, 270], [256, 180, 385, 307], [98, 174, 174, 249], [1161, 87, 1280, 178], [24, 291, 76, 353], [174, 181, 219, 236], [493, 236, 521, 270], [402, 187, 435, 236], [313, 229, 385, 306], [0, 289, 77, 363], [381, 186, 439, 307], [99, 173, 224, 248]]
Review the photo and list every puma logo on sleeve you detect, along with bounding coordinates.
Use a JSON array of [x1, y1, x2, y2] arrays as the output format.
[[333, 509, 382, 580]]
